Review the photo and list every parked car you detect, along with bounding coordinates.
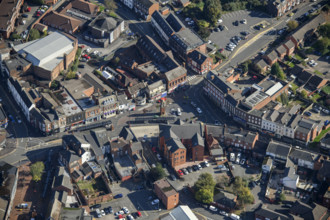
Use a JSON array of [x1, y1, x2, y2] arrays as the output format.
[[22, 14, 28, 18], [127, 214, 134, 220], [204, 161, 210, 167], [191, 101, 197, 107], [78, 64, 85, 68], [151, 199, 160, 205], [196, 107, 202, 114], [230, 153, 235, 162], [178, 169, 184, 176], [114, 193, 123, 199], [304, 111, 312, 116], [122, 207, 129, 214], [220, 211, 229, 216], [187, 166, 193, 173], [240, 159, 246, 165], [91, 204, 101, 209], [209, 205, 218, 212], [156, 154, 162, 161], [115, 210, 124, 216], [193, 165, 199, 171], [214, 120, 220, 125], [182, 168, 189, 175], [95, 209, 102, 218]]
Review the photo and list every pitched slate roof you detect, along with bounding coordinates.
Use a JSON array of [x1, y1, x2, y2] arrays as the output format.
[[290, 200, 327, 220], [137, 35, 166, 62], [276, 44, 287, 55], [284, 39, 295, 49], [255, 206, 291, 220], [297, 70, 312, 84], [171, 29, 204, 51], [256, 59, 269, 69], [71, 0, 99, 15], [131, 142, 143, 152], [318, 160, 330, 179], [213, 191, 236, 209], [165, 66, 186, 82], [290, 149, 315, 162], [192, 133, 204, 147], [92, 14, 122, 31], [119, 127, 135, 141], [307, 75, 327, 88], [266, 141, 291, 158], [166, 137, 185, 153], [284, 159, 298, 181], [151, 10, 174, 37], [265, 50, 278, 61], [42, 11, 81, 33], [166, 13, 184, 32], [291, 14, 326, 43], [290, 64, 304, 76], [187, 50, 209, 65]]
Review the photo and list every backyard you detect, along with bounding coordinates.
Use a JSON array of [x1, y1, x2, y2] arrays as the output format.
[[77, 178, 108, 196]]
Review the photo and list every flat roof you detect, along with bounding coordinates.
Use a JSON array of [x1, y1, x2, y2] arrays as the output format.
[[53, 89, 82, 116], [242, 90, 269, 109]]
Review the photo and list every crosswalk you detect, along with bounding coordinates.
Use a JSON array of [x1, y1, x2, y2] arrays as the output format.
[[187, 75, 198, 81]]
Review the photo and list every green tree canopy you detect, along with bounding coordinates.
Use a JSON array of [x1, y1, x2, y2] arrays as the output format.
[[232, 177, 254, 207], [203, 0, 222, 25], [195, 173, 216, 193], [314, 37, 330, 55], [287, 20, 299, 31], [149, 163, 165, 181], [195, 188, 213, 204], [280, 93, 289, 106], [279, 193, 286, 202], [318, 23, 330, 38], [301, 90, 308, 98], [271, 62, 286, 80], [104, 0, 117, 10], [30, 161, 44, 182], [29, 28, 40, 41]]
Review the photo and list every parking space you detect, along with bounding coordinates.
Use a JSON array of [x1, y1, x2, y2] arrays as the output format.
[[168, 162, 229, 191], [209, 10, 274, 55], [305, 54, 330, 76], [16, 5, 39, 35]]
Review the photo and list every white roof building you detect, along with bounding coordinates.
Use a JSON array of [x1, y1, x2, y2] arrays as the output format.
[[161, 205, 198, 220], [13, 32, 75, 71]]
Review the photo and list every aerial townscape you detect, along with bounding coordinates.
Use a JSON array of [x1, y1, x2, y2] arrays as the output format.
[[0, 0, 330, 219]]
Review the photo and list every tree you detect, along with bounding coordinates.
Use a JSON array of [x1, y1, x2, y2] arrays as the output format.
[[318, 23, 330, 38], [104, 0, 117, 11], [232, 177, 254, 207], [314, 37, 330, 55], [203, 0, 222, 25], [195, 188, 213, 204], [197, 27, 211, 39], [279, 193, 286, 202], [149, 163, 165, 181], [301, 90, 308, 98], [30, 161, 44, 182], [50, 80, 59, 90], [287, 20, 299, 31], [194, 173, 216, 193], [280, 93, 289, 106], [271, 62, 286, 80], [29, 28, 40, 41]]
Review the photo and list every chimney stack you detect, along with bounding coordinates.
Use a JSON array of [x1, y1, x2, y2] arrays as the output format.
[[211, 75, 215, 80], [199, 53, 201, 60]]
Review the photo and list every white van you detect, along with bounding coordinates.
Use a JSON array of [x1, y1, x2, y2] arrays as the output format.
[[209, 205, 218, 212], [230, 213, 240, 220], [177, 108, 182, 116]]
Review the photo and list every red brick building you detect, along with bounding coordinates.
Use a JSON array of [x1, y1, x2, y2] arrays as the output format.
[[154, 178, 179, 210], [187, 50, 213, 75]]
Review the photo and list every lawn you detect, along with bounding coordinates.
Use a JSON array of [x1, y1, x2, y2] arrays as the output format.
[[290, 83, 299, 92], [77, 178, 107, 196], [289, 99, 308, 108], [285, 61, 295, 68], [294, 54, 304, 61], [314, 70, 323, 76], [322, 85, 330, 95], [313, 127, 330, 142], [310, 93, 321, 103]]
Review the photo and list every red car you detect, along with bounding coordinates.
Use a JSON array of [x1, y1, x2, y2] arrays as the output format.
[[178, 170, 184, 176], [83, 54, 90, 59], [26, 7, 31, 12], [136, 211, 142, 217]]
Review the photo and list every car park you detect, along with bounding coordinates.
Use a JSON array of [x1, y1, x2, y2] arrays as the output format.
[[182, 168, 189, 175]]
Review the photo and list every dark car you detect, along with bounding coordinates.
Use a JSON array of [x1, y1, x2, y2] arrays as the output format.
[[78, 64, 85, 68], [200, 162, 207, 168], [304, 111, 312, 116], [219, 25, 224, 31], [249, 181, 256, 189], [114, 193, 123, 199], [233, 20, 239, 26], [22, 14, 28, 18], [187, 166, 193, 173], [91, 204, 101, 209], [193, 165, 199, 171], [107, 206, 113, 214]]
